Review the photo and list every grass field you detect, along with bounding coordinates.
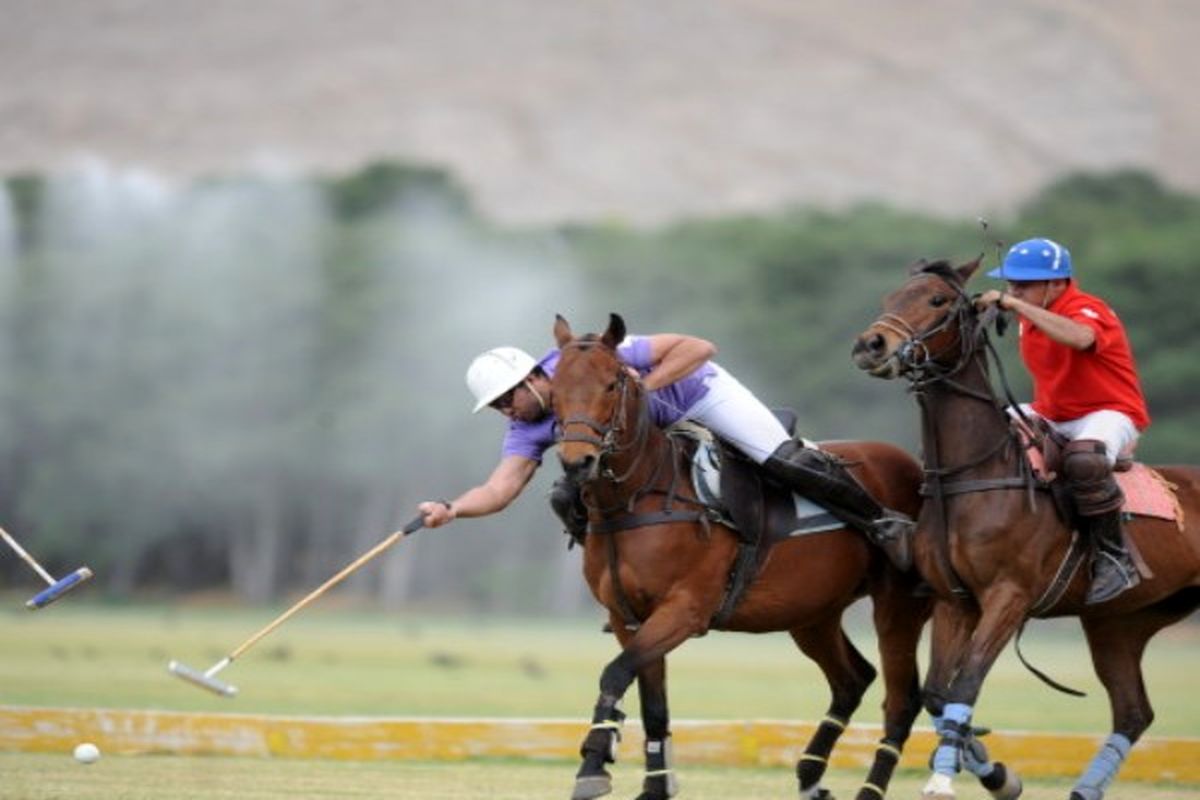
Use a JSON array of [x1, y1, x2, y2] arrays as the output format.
[[1, 753, 1197, 800], [1, 600, 1197, 734], [1, 599, 1198, 799]]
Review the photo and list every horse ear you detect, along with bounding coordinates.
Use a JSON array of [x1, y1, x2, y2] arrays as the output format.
[[553, 314, 573, 347], [955, 255, 983, 285], [601, 313, 626, 350]]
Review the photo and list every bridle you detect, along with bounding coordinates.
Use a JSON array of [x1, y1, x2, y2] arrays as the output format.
[[556, 352, 654, 486], [870, 274, 983, 390]]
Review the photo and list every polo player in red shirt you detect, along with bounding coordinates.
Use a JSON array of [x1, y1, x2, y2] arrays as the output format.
[[976, 237, 1150, 604]]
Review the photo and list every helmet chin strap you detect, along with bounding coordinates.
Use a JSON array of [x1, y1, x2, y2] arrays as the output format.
[[524, 379, 548, 413]]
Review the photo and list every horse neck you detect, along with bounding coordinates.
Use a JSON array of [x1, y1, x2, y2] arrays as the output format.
[[585, 389, 671, 511], [917, 352, 1017, 479]]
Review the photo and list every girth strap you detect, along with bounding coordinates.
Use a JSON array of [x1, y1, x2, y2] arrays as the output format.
[[921, 477, 1031, 497], [604, 531, 642, 631], [588, 510, 709, 535]]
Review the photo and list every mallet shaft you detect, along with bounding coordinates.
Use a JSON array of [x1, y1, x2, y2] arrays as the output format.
[[227, 515, 425, 661], [0, 527, 56, 585], [168, 515, 425, 697]]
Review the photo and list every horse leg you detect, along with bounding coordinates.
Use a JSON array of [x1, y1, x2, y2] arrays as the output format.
[[631, 655, 678, 800], [921, 600, 977, 720], [921, 599, 1022, 799], [922, 586, 1028, 800], [573, 602, 703, 800], [790, 617, 877, 800], [1069, 604, 1186, 800], [858, 584, 928, 800]]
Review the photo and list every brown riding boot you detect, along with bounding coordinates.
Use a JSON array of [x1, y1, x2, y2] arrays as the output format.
[[763, 440, 914, 570], [1062, 439, 1141, 605]]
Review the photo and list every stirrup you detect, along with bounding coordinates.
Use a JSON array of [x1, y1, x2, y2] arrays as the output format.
[[871, 513, 914, 571], [1085, 551, 1139, 605]]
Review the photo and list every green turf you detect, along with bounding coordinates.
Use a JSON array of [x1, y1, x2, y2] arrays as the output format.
[[1, 599, 1198, 737], [0, 753, 1195, 800]]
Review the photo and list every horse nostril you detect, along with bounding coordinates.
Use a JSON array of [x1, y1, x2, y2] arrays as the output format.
[[562, 453, 597, 481], [867, 333, 886, 354]]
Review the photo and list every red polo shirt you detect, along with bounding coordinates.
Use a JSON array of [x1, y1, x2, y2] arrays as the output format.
[[1018, 282, 1150, 430]]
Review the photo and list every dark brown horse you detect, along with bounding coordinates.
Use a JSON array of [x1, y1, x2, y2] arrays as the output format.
[[551, 313, 938, 800], [851, 257, 1200, 800]]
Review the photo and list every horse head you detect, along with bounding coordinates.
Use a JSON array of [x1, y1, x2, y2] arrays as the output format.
[[852, 255, 988, 381], [551, 313, 646, 485]]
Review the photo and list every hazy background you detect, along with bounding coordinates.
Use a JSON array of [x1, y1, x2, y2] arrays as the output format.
[[1, 0, 1197, 614]]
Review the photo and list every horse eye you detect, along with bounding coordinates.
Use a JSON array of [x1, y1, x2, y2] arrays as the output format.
[[606, 381, 618, 392], [930, 295, 949, 308]]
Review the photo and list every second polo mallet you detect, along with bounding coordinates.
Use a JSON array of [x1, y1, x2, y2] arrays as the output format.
[[168, 514, 426, 697], [0, 526, 94, 610]]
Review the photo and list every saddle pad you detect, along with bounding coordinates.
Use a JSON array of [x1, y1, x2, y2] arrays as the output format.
[[1025, 445, 1179, 523], [1117, 463, 1181, 522], [690, 440, 841, 536]]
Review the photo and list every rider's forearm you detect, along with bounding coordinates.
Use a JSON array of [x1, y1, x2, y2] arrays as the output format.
[[446, 484, 514, 519], [1004, 296, 1095, 350], [642, 336, 716, 391]]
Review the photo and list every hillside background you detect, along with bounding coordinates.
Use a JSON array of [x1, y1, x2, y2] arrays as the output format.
[[0, 2, 1197, 612], [3, 0, 1199, 224]]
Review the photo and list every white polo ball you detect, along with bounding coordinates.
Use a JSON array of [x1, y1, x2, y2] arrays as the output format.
[[73, 742, 100, 764]]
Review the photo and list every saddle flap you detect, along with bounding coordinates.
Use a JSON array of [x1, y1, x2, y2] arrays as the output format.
[[709, 440, 842, 541]]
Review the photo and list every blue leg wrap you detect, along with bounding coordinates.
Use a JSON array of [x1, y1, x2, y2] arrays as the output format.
[[1073, 733, 1131, 800], [931, 703, 972, 776], [933, 715, 996, 778]]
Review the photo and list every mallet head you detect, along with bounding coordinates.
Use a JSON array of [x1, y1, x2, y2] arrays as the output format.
[[26, 567, 93, 610], [167, 660, 239, 697]]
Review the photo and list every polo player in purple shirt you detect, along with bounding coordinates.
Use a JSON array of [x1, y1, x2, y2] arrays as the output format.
[[416, 327, 914, 569]]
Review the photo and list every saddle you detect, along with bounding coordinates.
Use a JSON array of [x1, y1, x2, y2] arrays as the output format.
[[1016, 416, 1180, 526], [672, 410, 841, 628]]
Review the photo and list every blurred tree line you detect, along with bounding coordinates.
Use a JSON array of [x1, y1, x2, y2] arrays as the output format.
[[0, 165, 1195, 612]]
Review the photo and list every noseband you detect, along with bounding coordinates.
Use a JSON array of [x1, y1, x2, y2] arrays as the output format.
[[558, 364, 652, 483], [871, 276, 978, 385]]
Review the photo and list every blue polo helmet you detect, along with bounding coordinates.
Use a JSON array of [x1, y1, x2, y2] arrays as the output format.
[[987, 238, 1072, 281]]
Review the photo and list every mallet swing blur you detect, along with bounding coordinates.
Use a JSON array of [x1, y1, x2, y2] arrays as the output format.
[[168, 514, 426, 697], [0, 525, 93, 609]]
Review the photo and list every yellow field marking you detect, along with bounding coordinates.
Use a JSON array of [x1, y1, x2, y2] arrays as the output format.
[[1, 706, 1197, 782]]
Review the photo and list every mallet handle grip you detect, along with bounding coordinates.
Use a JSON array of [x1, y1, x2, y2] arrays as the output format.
[[0, 527, 55, 585], [227, 515, 425, 661]]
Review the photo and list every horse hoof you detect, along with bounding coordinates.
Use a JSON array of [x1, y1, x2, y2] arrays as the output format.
[[921, 773, 956, 800], [800, 784, 834, 800], [982, 763, 1023, 800], [571, 774, 613, 800]]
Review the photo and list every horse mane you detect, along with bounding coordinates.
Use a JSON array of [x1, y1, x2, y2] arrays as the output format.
[[562, 333, 612, 353], [911, 258, 961, 284]]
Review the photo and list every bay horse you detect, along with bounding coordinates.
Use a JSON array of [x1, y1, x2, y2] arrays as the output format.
[[851, 257, 1200, 800], [552, 313, 971, 800]]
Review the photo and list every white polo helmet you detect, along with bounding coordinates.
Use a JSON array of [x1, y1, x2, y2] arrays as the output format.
[[465, 346, 537, 413]]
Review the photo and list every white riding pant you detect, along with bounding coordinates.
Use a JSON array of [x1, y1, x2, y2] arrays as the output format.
[[673, 363, 803, 464], [1014, 405, 1140, 467]]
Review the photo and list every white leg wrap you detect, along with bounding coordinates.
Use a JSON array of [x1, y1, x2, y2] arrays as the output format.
[[922, 772, 956, 800]]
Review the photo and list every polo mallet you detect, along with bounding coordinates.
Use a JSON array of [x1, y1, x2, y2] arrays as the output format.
[[168, 514, 426, 697], [0, 526, 94, 610]]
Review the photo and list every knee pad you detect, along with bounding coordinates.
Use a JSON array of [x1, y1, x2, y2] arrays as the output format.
[[1062, 440, 1122, 515], [1062, 440, 1109, 484]]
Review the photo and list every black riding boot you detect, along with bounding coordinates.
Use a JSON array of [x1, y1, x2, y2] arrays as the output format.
[[549, 474, 589, 547], [762, 440, 914, 570], [1062, 439, 1140, 605], [1083, 508, 1140, 604]]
